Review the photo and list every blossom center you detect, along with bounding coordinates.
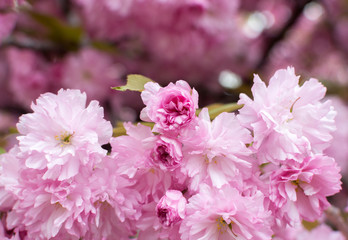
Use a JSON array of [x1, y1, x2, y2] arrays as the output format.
[[55, 131, 74, 146], [291, 179, 305, 192], [216, 217, 236, 236], [157, 208, 169, 224], [205, 155, 218, 164], [164, 96, 190, 116], [216, 217, 228, 233], [156, 145, 171, 164]]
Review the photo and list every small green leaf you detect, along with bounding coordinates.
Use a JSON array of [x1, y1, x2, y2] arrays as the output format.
[[112, 122, 154, 137], [112, 74, 154, 92], [26, 10, 83, 51], [196, 103, 244, 120]]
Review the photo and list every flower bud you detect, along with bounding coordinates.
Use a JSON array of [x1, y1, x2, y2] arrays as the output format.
[[151, 136, 183, 170], [140, 80, 199, 132], [156, 190, 187, 227]]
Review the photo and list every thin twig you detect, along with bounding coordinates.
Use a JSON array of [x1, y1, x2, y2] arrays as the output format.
[[1, 37, 60, 52], [254, 0, 314, 74], [325, 205, 348, 239]]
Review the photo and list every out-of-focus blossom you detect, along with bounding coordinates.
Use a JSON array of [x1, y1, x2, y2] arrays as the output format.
[[6, 48, 60, 108], [0, 0, 26, 43], [324, 97, 348, 175], [261, 11, 348, 86], [73, 0, 252, 88], [0, 111, 17, 132], [0, 13, 17, 43], [61, 48, 123, 103]]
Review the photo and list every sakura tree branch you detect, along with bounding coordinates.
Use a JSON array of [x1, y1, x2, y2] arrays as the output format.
[[1, 37, 61, 53], [325, 205, 348, 239], [253, 0, 314, 74]]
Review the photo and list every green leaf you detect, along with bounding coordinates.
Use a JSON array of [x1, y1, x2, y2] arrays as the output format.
[[196, 103, 244, 120], [0, 147, 6, 155], [112, 74, 154, 92], [113, 122, 154, 137], [26, 10, 83, 51]]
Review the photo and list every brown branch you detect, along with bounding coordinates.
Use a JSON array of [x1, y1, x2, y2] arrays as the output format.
[[253, 0, 314, 74], [1, 37, 61, 53], [325, 205, 348, 239]]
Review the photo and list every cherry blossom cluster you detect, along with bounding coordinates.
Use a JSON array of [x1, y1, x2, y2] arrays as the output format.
[[0, 67, 343, 239]]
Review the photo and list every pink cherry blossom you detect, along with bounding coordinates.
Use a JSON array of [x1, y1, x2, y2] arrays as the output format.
[[156, 190, 186, 228], [238, 67, 336, 164], [150, 136, 183, 171], [16, 89, 112, 180], [1, 147, 141, 240], [179, 108, 252, 191], [140, 80, 199, 133], [269, 154, 341, 223], [136, 201, 183, 240], [84, 157, 142, 240], [5, 166, 97, 239], [135, 190, 186, 239], [110, 123, 173, 202], [180, 184, 273, 240]]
